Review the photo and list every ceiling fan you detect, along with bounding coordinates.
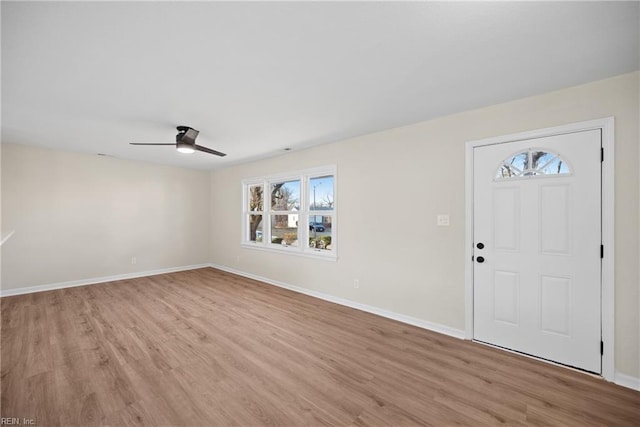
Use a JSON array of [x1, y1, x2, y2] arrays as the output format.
[[130, 126, 227, 157]]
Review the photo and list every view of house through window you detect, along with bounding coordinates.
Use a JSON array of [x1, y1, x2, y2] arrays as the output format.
[[270, 180, 300, 246], [243, 166, 336, 258]]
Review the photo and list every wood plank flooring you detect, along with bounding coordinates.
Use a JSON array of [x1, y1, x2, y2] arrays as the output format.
[[1, 267, 639, 426]]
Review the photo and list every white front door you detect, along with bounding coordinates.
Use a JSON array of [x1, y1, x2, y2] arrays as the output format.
[[473, 129, 602, 373]]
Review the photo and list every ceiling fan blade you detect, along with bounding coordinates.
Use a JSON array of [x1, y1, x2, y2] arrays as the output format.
[[195, 144, 227, 157], [130, 143, 175, 146]]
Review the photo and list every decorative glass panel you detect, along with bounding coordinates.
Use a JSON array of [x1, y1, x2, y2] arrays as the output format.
[[538, 156, 570, 175], [271, 180, 300, 211], [497, 164, 519, 178], [495, 149, 571, 180], [509, 152, 528, 172]]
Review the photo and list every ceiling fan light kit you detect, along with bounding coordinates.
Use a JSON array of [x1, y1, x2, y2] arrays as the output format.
[[176, 142, 196, 154], [130, 126, 227, 157]]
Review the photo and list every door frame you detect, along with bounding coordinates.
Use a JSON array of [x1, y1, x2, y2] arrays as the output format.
[[464, 117, 615, 381]]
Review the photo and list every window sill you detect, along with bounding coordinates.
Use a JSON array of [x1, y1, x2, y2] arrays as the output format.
[[241, 242, 337, 261]]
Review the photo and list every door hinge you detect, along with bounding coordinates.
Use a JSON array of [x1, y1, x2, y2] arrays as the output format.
[[600, 340, 604, 355], [471, 255, 475, 262], [601, 244, 604, 259], [601, 147, 604, 162]]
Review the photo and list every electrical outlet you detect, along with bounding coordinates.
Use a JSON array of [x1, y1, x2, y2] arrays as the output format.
[[353, 279, 359, 289], [131, 257, 137, 265], [236, 255, 240, 263]]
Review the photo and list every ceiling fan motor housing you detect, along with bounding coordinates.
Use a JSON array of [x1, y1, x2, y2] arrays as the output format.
[[176, 126, 198, 144], [176, 126, 194, 142], [176, 126, 198, 153]]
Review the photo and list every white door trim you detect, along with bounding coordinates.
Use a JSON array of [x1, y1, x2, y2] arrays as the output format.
[[465, 117, 615, 381]]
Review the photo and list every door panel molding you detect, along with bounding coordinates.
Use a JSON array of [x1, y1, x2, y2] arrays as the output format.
[[465, 117, 615, 381]]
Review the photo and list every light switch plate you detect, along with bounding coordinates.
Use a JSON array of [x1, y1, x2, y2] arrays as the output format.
[[437, 214, 450, 226]]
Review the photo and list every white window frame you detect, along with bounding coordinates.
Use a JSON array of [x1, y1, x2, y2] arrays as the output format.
[[242, 165, 337, 260]]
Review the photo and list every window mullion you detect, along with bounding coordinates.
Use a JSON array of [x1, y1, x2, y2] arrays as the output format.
[[264, 179, 271, 245]]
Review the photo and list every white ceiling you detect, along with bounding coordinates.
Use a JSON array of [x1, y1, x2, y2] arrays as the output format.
[[2, 1, 638, 170]]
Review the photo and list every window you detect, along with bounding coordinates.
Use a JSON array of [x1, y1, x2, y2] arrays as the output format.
[[496, 148, 571, 179], [270, 179, 300, 246], [242, 166, 336, 259], [246, 183, 264, 242]]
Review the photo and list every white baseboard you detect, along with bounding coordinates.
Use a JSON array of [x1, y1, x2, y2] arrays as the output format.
[[209, 263, 466, 340], [0, 263, 211, 297], [614, 371, 640, 391]]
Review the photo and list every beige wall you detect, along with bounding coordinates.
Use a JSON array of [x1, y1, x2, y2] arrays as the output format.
[[0, 144, 3, 285], [210, 72, 639, 378], [1, 144, 211, 290]]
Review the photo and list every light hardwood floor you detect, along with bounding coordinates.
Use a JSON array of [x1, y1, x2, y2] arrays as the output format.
[[1, 267, 639, 426]]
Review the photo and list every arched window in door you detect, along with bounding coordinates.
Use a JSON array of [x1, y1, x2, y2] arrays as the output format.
[[495, 148, 571, 179]]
